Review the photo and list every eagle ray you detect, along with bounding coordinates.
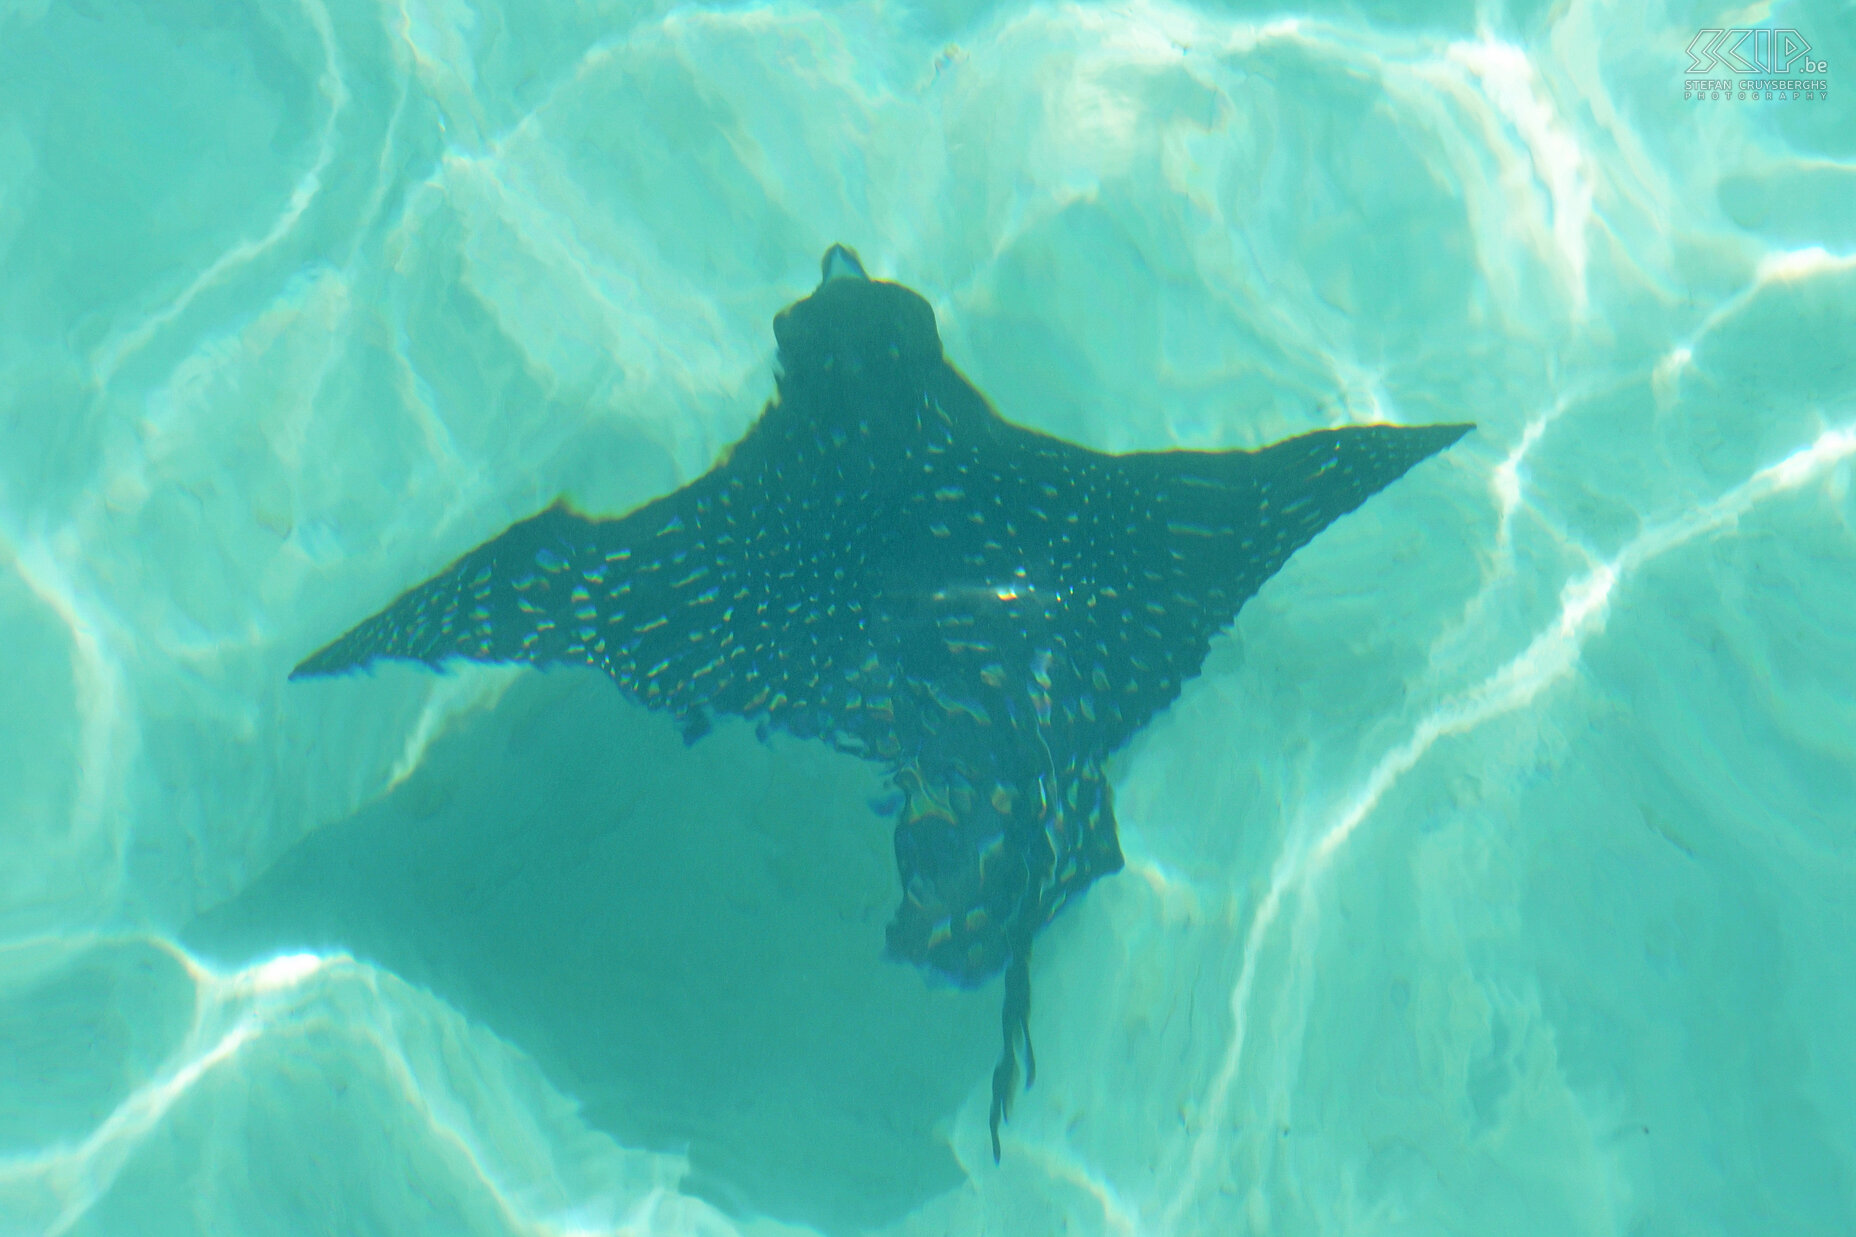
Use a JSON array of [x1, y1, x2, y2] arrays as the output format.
[[293, 246, 1472, 1162]]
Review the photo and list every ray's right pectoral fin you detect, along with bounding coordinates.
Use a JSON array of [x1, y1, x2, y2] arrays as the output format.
[[290, 504, 600, 680]]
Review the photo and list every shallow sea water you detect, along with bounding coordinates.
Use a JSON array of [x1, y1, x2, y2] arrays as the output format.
[[1, 0, 1852, 1234]]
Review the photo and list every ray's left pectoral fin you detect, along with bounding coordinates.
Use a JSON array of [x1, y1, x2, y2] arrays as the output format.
[[1131, 420, 1474, 656], [290, 503, 602, 680], [1236, 419, 1474, 579], [1258, 421, 1474, 508]]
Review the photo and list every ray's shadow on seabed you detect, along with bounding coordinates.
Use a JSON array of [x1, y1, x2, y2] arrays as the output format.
[[184, 666, 1005, 1235]]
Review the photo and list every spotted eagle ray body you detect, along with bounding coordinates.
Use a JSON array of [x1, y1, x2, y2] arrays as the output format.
[[293, 246, 1471, 1160]]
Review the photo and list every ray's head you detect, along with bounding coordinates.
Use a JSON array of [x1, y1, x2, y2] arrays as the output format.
[[772, 245, 944, 395]]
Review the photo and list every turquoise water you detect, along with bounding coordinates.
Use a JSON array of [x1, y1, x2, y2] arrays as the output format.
[[2, 0, 1853, 1233]]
